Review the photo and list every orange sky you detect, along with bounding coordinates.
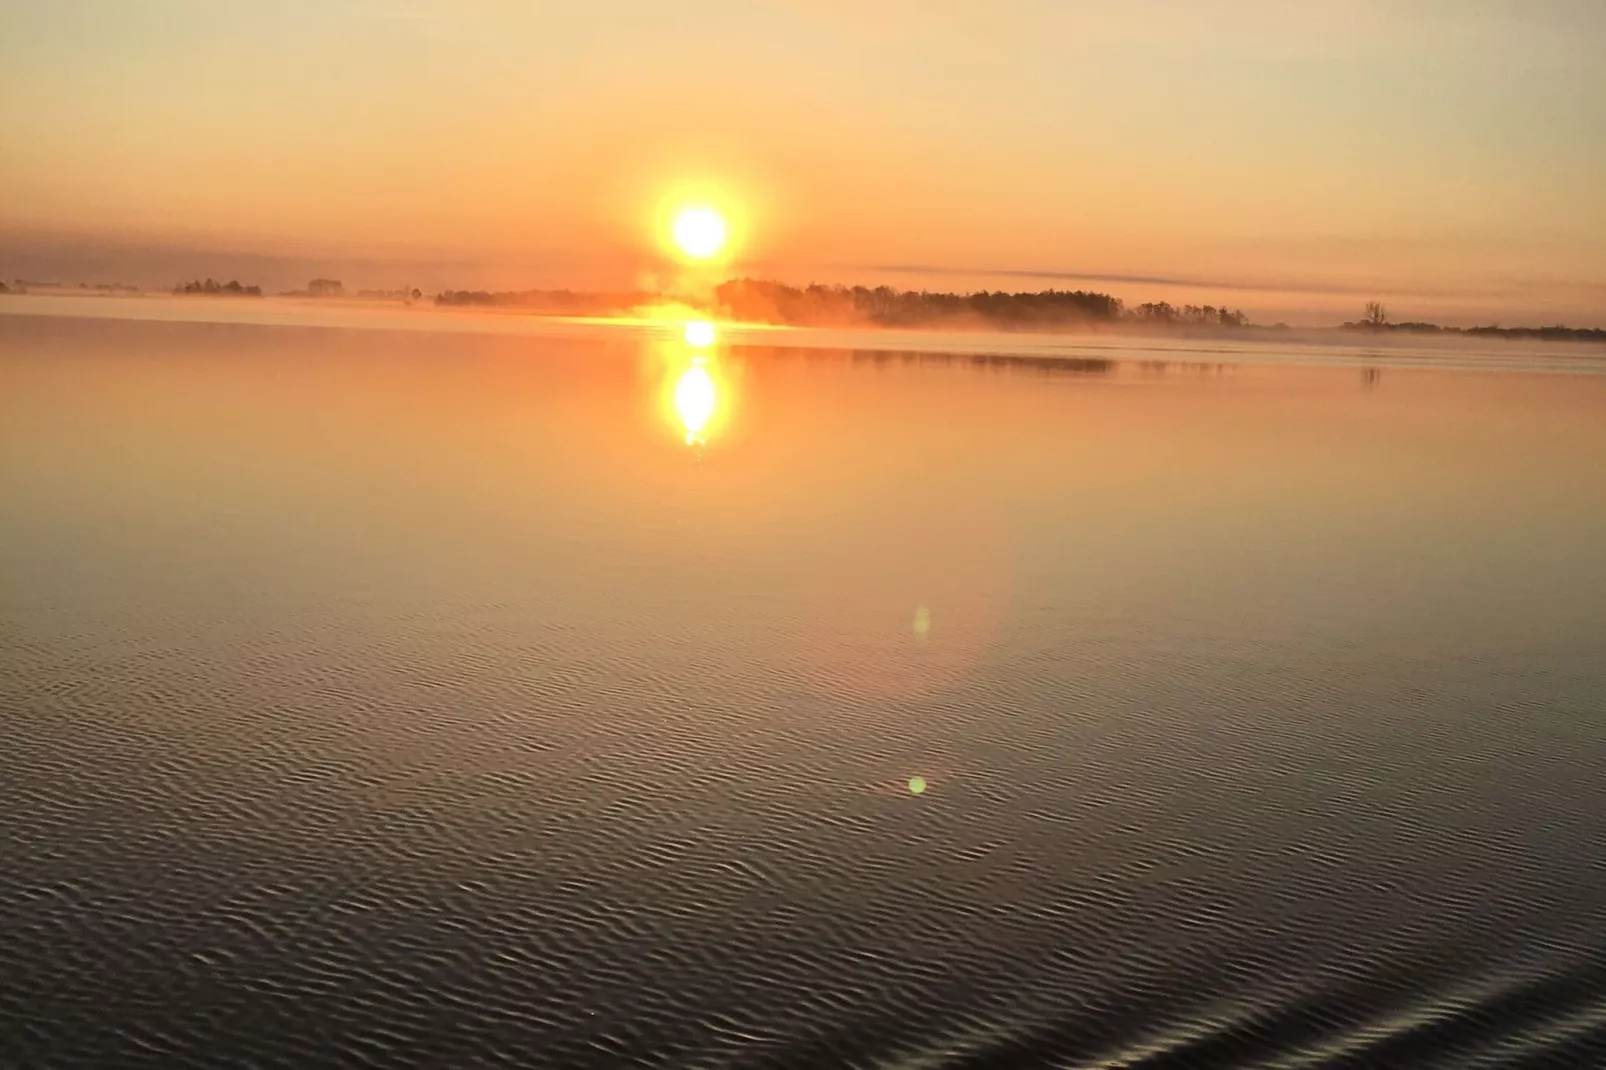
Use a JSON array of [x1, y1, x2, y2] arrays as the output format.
[[2, 1, 1604, 325]]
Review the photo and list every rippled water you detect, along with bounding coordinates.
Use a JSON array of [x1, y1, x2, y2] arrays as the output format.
[[4, 310, 1606, 1067]]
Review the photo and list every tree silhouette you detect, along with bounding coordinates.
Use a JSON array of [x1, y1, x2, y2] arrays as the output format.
[[1365, 301, 1388, 327], [176, 278, 262, 297], [713, 279, 1130, 327]]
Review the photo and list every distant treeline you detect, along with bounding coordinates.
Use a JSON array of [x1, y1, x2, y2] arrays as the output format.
[[4, 279, 140, 294], [434, 279, 1252, 329], [712, 279, 1247, 328], [715, 279, 1123, 326], [1129, 301, 1249, 327], [435, 288, 653, 314], [175, 278, 262, 297], [1341, 320, 1606, 343]]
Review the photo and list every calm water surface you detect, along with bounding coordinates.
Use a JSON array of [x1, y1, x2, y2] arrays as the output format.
[[4, 310, 1606, 1067]]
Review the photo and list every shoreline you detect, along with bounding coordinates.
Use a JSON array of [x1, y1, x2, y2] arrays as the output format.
[[3, 290, 1604, 378]]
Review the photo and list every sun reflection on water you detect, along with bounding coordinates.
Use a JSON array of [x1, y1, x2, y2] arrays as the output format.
[[674, 362, 718, 444], [663, 321, 730, 446]]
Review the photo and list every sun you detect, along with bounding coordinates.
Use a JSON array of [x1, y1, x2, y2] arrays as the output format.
[[672, 206, 727, 260]]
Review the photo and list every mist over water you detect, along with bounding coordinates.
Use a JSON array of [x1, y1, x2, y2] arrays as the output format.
[[4, 310, 1606, 1067]]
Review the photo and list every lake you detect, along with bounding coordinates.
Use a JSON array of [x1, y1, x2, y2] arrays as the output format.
[[4, 305, 1606, 1067]]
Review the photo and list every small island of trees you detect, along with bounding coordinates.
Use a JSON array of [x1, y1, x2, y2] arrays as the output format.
[[713, 279, 1127, 327], [435, 288, 656, 314], [711, 279, 1247, 329], [175, 278, 262, 297], [1342, 302, 1606, 343]]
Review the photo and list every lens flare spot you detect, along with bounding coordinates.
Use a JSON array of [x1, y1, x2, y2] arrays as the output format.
[[908, 776, 928, 795], [684, 320, 716, 348], [672, 207, 727, 260], [912, 604, 932, 640]]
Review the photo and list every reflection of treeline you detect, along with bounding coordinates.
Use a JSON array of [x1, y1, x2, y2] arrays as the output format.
[[850, 349, 1116, 375], [175, 278, 262, 297], [714, 279, 1247, 329], [759, 345, 1118, 375], [771, 347, 1235, 377], [435, 288, 653, 313]]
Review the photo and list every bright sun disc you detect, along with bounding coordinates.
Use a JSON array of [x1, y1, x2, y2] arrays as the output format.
[[684, 320, 716, 348], [672, 207, 727, 260]]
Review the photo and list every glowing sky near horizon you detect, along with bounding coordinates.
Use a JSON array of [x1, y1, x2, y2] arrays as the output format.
[[1, 0, 1604, 323]]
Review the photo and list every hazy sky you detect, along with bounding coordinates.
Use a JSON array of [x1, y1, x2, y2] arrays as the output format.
[[3, 0, 1604, 323]]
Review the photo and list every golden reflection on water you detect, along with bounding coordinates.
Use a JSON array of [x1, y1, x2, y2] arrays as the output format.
[[664, 321, 730, 446], [674, 363, 718, 444]]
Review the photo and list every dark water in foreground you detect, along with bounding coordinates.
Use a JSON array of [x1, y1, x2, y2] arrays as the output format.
[[4, 312, 1606, 1068]]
